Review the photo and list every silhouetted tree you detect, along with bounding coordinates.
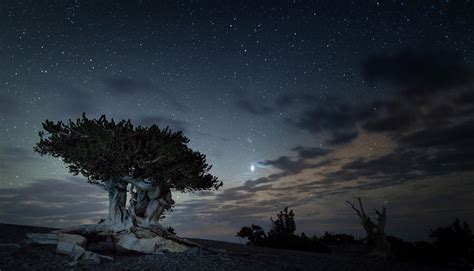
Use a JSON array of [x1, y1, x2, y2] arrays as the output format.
[[346, 196, 391, 257], [34, 113, 222, 235], [269, 207, 296, 237], [430, 218, 474, 261], [236, 207, 330, 253], [236, 224, 266, 245], [320, 232, 358, 245]]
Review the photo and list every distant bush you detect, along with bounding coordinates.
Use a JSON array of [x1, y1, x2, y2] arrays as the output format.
[[236, 224, 266, 245], [237, 207, 330, 253], [260, 232, 330, 253], [320, 231, 362, 245], [388, 219, 474, 266], [430, 218, 474, 262], [387, 236, 437, 263]]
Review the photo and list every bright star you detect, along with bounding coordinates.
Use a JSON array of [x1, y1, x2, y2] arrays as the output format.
[[250, 164, 255, 172]]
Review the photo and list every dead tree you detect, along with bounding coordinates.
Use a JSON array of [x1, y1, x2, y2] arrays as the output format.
[[346, 196, 391, 257]]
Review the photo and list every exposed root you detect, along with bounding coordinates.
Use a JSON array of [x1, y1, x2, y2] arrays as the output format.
[[27, 221, 197, 266]]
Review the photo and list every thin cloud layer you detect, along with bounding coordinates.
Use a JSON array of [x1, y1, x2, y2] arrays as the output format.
[[0, 177, 107, 227]]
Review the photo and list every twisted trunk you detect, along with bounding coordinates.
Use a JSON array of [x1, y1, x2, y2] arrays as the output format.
[[28, 178, 194, 258], [130, 185, 174, 225], [104, 180, 135, 231]]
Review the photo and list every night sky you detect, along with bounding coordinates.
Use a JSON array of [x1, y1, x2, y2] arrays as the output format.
[[1, 0, 473, 242]]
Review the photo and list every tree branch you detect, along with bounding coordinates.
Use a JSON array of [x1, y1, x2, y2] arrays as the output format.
[[356, 196, 366, 216], [346, 200, 362, 218], [122, 176, 155, 191]]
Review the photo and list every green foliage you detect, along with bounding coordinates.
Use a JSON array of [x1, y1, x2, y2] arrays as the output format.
[[34, 113, 222, 192]]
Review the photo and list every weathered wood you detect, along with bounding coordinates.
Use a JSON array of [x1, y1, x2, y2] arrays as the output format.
[[346, 197, 391, 258], [56, 233, 87, 255], [26, 233, 59, 244]]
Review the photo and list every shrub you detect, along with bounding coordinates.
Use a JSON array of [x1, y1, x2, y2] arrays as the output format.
[[236, 224, 266, 245], [430, 218, 474, 262], [320, 232, 360, 245], [236, 207, 330, 253]]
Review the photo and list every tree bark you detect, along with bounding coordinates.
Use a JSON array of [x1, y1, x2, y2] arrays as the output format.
[[130, 186, 148, 217], [30, 178, 193, 257], [131, 185, 174, 224], [104, 180, 135, 231]]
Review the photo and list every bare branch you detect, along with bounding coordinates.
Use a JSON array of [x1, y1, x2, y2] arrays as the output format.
[[356, 196, 366, 216], [346, 200, 362, 218]]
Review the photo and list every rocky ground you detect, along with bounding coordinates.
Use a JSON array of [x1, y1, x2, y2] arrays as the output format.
[[0, 223, 457, 271]]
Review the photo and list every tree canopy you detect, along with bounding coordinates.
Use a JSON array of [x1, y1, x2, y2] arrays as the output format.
[[34, 113, 222, 192]]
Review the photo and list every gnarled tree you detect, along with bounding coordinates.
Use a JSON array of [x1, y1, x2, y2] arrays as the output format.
[[346, 196, 391, 257], [33, 113, 222, 254]]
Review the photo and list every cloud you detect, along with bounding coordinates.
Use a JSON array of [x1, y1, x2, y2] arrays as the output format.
[[291, 146, 332, 159], [289, 102, 360, 133], [326, 131, 359, 146], [363, 50, 472, 94], [258, 146, 332, 180], [231, 86, 276, 116], [234, 99, 274, 115], [232, 90, 362, 146], [163, 145, 339, 239], [0, 177, 107, 228], [0, 147, 43, 171], [274, 93, 319, 108], [286, 97, 368, 145]]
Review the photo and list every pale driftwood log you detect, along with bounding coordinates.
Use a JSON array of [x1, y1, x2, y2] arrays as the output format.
[[115, 229, 190, 253], [27, 232, 113, 265], [346, 196, 391, 257], [56, 233, 86, 254], [26, 233, 59, 244]]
